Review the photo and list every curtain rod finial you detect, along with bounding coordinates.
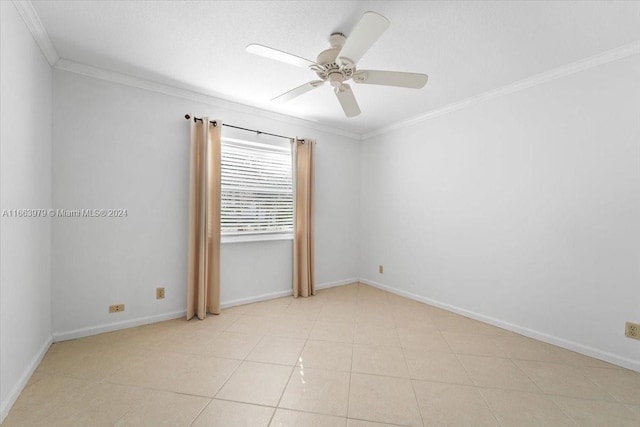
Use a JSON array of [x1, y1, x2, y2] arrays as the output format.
[[185, 114, 191, 120]]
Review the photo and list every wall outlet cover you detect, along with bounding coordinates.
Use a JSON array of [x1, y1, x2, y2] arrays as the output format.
[[109, 304, 125, 313], [625, 322, 639, 340]]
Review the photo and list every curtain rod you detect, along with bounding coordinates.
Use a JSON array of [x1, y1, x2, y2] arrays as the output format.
[[184, 114, 296, 142]]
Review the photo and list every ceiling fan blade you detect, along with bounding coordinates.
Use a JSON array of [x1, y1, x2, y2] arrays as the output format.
[[246, 44, 316, 69], [334, 84, 361, 117], [337, 11, 390, 68], [352, 70, 428, 88], [272, 80, 324, 103]]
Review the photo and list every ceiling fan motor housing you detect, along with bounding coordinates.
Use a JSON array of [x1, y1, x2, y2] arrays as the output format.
[[314, 33, 355, 87]]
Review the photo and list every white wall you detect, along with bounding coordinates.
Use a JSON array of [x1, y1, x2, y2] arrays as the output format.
[[359, 55, 640, 370], [0, 2, 53, 421], [52, 70, 360, 339]]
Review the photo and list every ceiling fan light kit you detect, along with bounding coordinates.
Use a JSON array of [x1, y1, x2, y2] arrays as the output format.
[[247, 11, 428, 118]]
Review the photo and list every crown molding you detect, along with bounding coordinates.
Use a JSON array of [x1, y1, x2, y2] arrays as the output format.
[[14, 0, 638, 141], [363, 41, 640, 140], [13, 0, 358, 139], [12, 0, 59, 66], [53, 59, 361, 141]]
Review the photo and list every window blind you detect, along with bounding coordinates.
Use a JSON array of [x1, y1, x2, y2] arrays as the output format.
[[221, 139, 294, 235]]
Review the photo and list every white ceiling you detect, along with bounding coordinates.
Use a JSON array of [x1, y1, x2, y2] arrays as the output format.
[[32, 0, 640, 135]]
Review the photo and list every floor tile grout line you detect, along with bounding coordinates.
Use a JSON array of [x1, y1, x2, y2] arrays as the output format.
[[205, 399, 407, 426], [91, 376, 216, 398], [268, 368, 294, 425], [347, 416, 410, 427], [474, 387, 507, 427], [205, 337, 256, 404], [346, 317, 356, 420], [510, 355, 621, 403], [267, 320, 310, 426], [187, 397, 214, 427], [424, 381, 638, 404], [24, 369, 216, 427], [545, 394, 583, 427], [83, 363, 630, 411], [510, 357, 558, 398], [399, 337, 426, 427], [202, 396, 279, 410], [576, 366, 624, 403], [211, 307, 295, 425], [452, 351, 504, 427]]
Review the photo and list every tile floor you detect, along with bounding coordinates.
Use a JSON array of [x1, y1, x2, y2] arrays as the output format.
[[4, 283, 640, 426]]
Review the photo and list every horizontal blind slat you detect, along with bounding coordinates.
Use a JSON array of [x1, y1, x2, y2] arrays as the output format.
[[220, 139, 294, 235]]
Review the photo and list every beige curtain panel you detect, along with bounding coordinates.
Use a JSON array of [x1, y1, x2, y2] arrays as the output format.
[[293, 139, 315, 297], [187, 116, 222, 320]]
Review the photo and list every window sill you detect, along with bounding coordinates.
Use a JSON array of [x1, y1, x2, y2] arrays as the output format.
[[221, 233, 294, 244]]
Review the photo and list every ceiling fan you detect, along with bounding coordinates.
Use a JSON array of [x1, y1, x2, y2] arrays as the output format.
[[246, 11, 428, 118]]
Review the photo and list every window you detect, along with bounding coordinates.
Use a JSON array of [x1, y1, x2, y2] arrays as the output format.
[[221, 138, 293, 241]]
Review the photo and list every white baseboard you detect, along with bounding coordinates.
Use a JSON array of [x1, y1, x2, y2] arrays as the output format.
[[53, 277, 359, 342], [220, 277, 360, 308], [359, 277, 640, 372], [53, 310, 186, 342], [220, 289, 293, 309], [316, 277, 359, 290], [0, 335, 53, 423]]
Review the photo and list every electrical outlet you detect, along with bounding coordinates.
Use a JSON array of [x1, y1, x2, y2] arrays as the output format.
[[379, 265, 384, 274], [625, 322, 640, 340], [156, 287, 165, 299], [109, 304, 125, 313]]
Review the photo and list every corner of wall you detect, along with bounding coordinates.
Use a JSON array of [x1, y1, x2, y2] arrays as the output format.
[[0, 336, 52, 424], [1, 0, 55, 420]]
